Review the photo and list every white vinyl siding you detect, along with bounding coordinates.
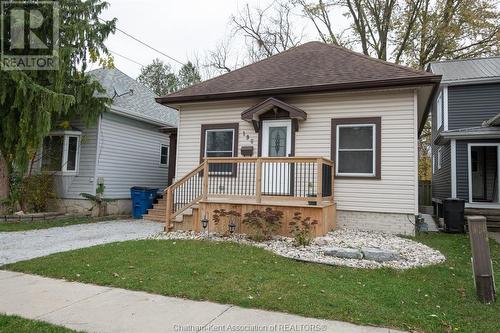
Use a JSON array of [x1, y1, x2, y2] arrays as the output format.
[[96, 112, 170, 199], [176, 89, 417, 215], [40, 118, 98, 199]]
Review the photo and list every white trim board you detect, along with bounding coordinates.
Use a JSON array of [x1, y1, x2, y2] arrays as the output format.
[[467, 143, 500, 204], [451, 139, 456, 197], [443, 86, 448, 131]]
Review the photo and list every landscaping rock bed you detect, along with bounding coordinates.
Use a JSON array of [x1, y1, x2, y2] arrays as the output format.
[[150, 228, 446, 269]]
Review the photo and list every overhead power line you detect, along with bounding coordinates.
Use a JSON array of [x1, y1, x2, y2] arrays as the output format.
[[108, 49, 145, 67], [99, 17, 186, 66]]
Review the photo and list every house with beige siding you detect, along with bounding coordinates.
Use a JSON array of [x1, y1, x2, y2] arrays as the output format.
[[151, 42, 440, 235]]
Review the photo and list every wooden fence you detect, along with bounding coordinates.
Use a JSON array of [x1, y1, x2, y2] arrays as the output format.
[[419, 181, 432, 206]]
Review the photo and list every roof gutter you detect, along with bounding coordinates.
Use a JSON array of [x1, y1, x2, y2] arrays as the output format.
[[156, 75, 442, 105], [419, 76, 442, 136]]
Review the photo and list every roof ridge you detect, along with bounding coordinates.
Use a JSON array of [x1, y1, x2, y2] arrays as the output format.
[[321, 42, 429, 75], [431, 56, 500, 65], [160, 42, 312, 98]]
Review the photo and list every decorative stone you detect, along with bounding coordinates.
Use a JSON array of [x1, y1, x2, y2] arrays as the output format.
[[324, 247, 363, 259], [361, 247, 400, 262], [150, 228, 445, 270]]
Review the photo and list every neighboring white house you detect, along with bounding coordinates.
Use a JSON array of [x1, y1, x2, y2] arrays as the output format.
[[156, 42, 441, 235], [37, 67, 178, 214]]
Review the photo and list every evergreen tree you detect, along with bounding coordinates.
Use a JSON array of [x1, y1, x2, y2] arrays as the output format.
[[0, 0, 116, 177], [177, 61, 201, 89], [137, 58, 178, 96]]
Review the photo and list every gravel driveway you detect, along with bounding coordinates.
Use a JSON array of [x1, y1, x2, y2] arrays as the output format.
[[0, 220, 162, 265]]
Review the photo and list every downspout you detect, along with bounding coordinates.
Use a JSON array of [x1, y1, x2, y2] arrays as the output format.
[[93, 113, 103, 196]]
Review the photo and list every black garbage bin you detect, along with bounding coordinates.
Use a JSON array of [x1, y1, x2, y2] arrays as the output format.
[[443, 198, 465, 233]]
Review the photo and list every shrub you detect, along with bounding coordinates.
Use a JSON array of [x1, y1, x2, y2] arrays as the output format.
[[19, 174, 55, 212], [289, 212, 318, 246], [242, 208, 283, 241]]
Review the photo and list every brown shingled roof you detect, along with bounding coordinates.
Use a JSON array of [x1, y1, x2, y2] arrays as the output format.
[[157, 41, 440, 104]]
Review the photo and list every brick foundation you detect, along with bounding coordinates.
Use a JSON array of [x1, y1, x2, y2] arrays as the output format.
[[336, 210, 416, 235]]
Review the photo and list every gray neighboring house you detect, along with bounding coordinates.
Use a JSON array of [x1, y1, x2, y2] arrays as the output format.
[[36, 67, 178, 214], [428, 57, 500, 223]]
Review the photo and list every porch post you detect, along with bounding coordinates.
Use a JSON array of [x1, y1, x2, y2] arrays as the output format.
[[316, 158, 323, 202], [165, 187, 173, 231], [202, 160, 209, 201], [255, 158, 262, 203]]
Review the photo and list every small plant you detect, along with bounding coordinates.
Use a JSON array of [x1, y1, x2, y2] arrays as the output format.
[[211, 208, 241, 235], [289, 212, 318, 247], [80, 180, 114, 217], [19, 174, 55, 212], [242, 208, 283, 241]]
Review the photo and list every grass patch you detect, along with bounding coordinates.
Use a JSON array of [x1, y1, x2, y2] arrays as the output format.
[[0, 216, 126, 232], [3, 233, 499, 332], [0, 314, 81, 332]]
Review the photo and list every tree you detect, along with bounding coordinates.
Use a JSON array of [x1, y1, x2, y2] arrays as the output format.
[[0, 0, 115, 202], [418, 118, 433, 181], [177, 61, 201, 89], [231, 1, 303, 61], [137, 58, 178, 96], [205, 38, 243, 76], [297, 0, 500, 68]]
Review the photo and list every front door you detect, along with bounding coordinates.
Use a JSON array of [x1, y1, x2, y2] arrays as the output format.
[[471, 148, 485, 201], [261, 120, 292, 195]]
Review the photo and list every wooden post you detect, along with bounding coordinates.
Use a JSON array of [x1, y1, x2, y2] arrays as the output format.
[[316, 158, 323, 202], [255, 158, 262, 203], [330, 163, 335, 202], [202, 160, 209, 201], [467, 215, 496, 303], [165, 187, 173, 231]]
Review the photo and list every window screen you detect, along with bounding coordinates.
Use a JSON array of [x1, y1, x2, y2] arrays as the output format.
[[337, 125, 375, 175], [160, 145, 169, 166]]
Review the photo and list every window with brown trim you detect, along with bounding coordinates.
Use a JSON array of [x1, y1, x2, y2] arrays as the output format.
[[200, 123, 239, 175], [331, 117, 381, 179]]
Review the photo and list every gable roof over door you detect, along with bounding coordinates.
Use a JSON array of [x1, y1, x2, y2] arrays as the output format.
[[156, 41, 440, 104], [241, 97, 307, 121]]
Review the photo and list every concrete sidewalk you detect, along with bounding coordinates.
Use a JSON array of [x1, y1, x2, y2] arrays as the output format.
[[0, 271, 404, 333]]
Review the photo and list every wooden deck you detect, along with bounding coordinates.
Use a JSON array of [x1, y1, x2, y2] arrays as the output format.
[[145, 157, 337, 236]]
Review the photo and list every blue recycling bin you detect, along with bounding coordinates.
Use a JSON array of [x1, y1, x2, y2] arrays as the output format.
[[130, 187, 159, 219]]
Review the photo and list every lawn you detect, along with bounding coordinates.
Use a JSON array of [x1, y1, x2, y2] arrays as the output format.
[[0, 216, 125, 232], [0, 314, 80, 333], [3, 233, 499, 333]]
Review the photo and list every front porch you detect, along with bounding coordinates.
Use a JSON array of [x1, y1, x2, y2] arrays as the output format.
[[146, 157, 336, 237]]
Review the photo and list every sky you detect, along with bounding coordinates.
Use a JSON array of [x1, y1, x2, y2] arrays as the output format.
[[95, 0, 321, 79]]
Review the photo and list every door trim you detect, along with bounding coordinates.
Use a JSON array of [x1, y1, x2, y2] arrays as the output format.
[[258, 119, 295, 157], [467, 143, 500, 203]]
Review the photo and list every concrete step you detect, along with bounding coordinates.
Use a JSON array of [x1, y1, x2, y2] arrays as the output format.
[[142, 214, 164, 222], [147, 208, 166, 216]]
